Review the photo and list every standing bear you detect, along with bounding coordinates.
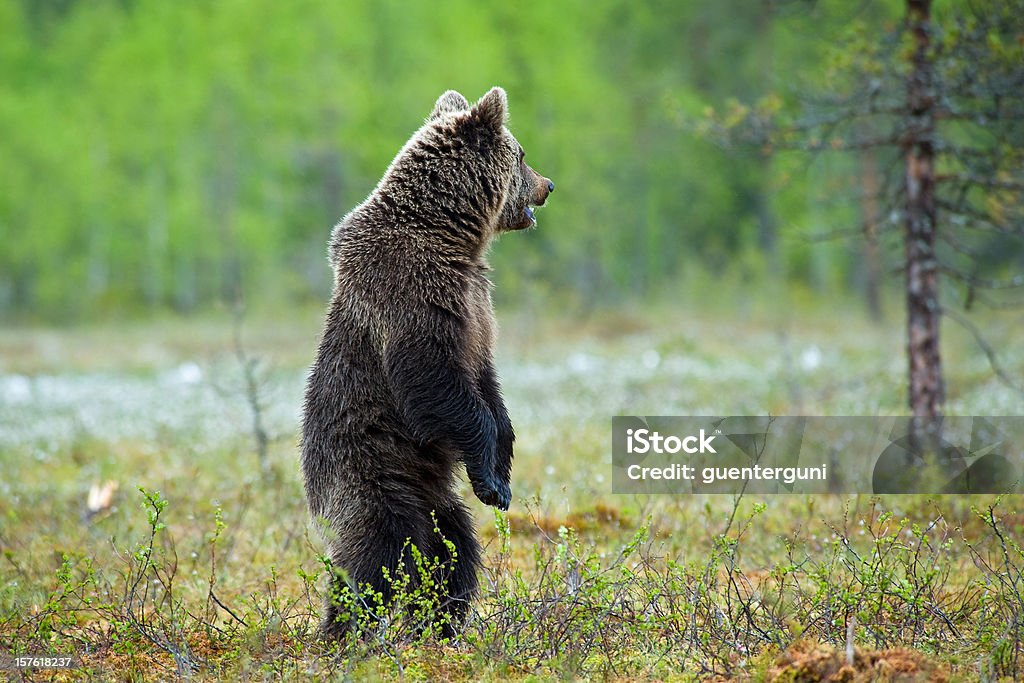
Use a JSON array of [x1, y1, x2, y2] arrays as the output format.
[[301, 87, 553, 639]]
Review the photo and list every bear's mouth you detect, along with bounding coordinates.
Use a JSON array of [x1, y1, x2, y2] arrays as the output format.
[[519, 205, 543, 230], [510, 205, 540, 231]]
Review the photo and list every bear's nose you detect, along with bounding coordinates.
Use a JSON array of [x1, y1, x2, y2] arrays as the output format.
[[547, 180, 555, 193]]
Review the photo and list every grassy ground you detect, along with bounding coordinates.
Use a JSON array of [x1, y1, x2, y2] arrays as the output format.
[[1, 294, 1023, 681]]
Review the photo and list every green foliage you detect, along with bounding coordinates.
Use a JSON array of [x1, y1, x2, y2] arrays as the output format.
[[320, 513, 463, 649], [1, 0, 1019, 325], [1, 0, 896, 321]]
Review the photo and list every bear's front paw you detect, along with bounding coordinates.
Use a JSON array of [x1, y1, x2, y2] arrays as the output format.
[[472, 476, 511, 511]]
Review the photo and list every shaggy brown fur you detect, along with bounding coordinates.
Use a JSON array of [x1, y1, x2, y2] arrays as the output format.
[[301, 87, 553, 639]]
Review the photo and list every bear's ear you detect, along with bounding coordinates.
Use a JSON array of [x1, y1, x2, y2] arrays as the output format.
[[468, 87, 508, 132], [428, 90, 470, 121]]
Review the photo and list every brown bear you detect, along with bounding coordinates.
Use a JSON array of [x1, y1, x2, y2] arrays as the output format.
[[300, 87, 553, 639]]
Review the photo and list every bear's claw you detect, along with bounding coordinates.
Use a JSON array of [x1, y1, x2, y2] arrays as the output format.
[[473, 477, 511, 511]]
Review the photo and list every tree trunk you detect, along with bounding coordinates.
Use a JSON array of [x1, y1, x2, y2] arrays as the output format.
[[904, 0, 944, 424], [755, 1, 779, 277], [859, 148, 884, 322]]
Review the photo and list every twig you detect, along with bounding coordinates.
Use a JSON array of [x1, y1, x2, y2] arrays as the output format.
[[942, 306, 1024, 396], [210, 591, 249, 627], [231, 299, 270, 477]]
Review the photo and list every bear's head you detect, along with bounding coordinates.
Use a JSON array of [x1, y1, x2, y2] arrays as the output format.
[[410, 87, 553, 235]]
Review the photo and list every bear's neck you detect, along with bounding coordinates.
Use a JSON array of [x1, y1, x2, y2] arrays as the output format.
[[368, 193, 494, 263]]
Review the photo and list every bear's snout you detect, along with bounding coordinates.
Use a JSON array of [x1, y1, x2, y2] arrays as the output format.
[[534, 174, 554, 206]]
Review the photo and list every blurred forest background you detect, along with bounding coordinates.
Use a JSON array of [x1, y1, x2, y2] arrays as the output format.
[[0, 0, 1021, 332]]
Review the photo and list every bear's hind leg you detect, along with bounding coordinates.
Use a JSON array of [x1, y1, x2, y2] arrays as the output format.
[[318, 510, 420, 641], [428, 501, 482, 639], [317, 500, 480, 642]]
